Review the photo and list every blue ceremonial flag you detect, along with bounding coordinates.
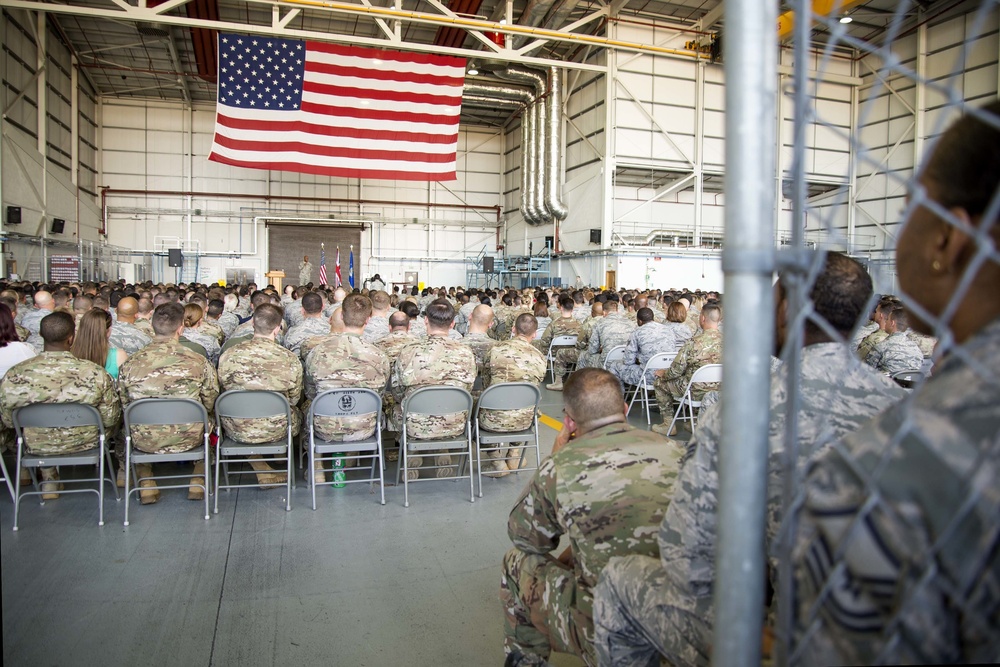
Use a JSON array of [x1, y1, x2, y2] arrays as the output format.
[[348, 248, 355, 288]]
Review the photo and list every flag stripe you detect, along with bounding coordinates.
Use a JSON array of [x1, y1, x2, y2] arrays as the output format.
[[207, 153, 456, 181], [215, 113, 458, 145], [208, 33, 465, 181], [211, 133, 456, 164]]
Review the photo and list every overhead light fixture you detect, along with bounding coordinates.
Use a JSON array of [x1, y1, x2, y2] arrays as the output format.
[[468, 62, 479, 76], [839, 16, 853, 24]]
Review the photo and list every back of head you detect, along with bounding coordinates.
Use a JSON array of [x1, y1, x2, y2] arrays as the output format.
[[71, 308, 112, 366], [425, 299, 456, 329], [302, 291, 323, 314], [207, 299, 224, 318], [563, 368, 624, 426], [40, 311, 75, 345], [117, 296, 139, 319], [667, 301, 687, 323], [250, 290, 270, 309], [637, 307, 654, 325], [399, 300, 419, 319], [470, 304, 493, 327], [701, 303, 722, 324], [514, 313, 538, 337], [329, 308, 346, 333], [591, 303, 604, 317], [152, 302, 185, 336], [558, 295, 574, 312], [0, 302, 18, 346], [370, 290, 390, 311], [74, 295, 94, 313], [603, 300, 619, 314], [183, 303, 204, 328], [804, 251, 873, 337], [389, 311, 410, 330], [252, 303, 284, 334], [888, 306, 910, 332], [341, 293, 372, 329], [533, 301, 548, 317], [138, 297, 154, 316]]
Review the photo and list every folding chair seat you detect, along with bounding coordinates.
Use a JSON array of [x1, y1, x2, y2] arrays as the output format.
[[214, 390, 293, 513], [473, 382, 541, 498], [396, 386, 474, 508], [891, 368, 928, 390], [625, 351, 678, 424], [602, 345, 628, 370], [123, 398, 211, 526], [11, 403, 119, 531], [306, 388, 385, 509], [546, 335, 577, 381], [667, 363, 724, 433]]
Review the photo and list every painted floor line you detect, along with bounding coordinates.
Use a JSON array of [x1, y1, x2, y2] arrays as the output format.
[[539, 412, 562, 431]]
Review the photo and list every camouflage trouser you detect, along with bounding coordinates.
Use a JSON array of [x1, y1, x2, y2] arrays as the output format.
[[652, 377, 687, 422], [501, 547, 596, 666], [593, 555, 711, 667], [553, 348, 579, 380], [577, 351, 601, 370]]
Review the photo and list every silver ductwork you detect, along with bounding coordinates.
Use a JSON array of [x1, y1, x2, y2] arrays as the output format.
[[494, 67, 551, 226], [545, 67, 568, 220]]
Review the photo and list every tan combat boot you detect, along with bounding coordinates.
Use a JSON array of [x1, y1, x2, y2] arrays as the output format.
[[40, 468, 63, 500], [135, 463, 159, 505], [250, 456, 287, 489], [188, 461, 206, 501]]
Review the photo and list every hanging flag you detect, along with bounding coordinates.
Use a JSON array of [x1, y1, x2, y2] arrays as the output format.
[[208, 34, 465, 181], [335, 247, 342, 287], [318, 243, 327, 285], [348, 247, 355, 289]]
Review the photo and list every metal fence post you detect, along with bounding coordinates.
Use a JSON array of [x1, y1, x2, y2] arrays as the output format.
[[713, 0, 778, 664]]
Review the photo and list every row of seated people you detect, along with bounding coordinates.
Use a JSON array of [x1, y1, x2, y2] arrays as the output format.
[[0, 295, 550, 503]]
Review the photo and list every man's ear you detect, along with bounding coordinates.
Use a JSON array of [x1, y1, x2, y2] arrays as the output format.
[[935, 208, 975, 274]]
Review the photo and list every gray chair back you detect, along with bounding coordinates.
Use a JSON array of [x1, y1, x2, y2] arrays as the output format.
[[216, 389, 291, 422], [403, 386, 473, 416], [311, 388, 381, 421], [14, 403, 104, 432], [125, 397, 210, 430], [477, 383, 540, 413]]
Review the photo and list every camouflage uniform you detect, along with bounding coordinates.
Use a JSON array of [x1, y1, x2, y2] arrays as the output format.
[[182, 327, 221, 366], [304, 332, 390, 442], [609, 322, 678, 387], [851, 320, 879, 351], [653, 329, 723, 419], [217, 311, 240, 339], [480, 337, 546, 472], [682, 305, 701, 336], [581, 313, 637, 369], [0, 352, 121, 455], [534, 316, 581, 355], [20, 309, 49, 336], [460, 331, 497, 378], [492, 307, 530, 341], [362, 315, 390, 343], [908, 330, 937, 358], [391, 335, 475, 438], [201, 319, 225, 346], [117, 339, 220, 453], [283, 317, 330, 358], [218, 337, 303, 441], [865, 330, 924, 375], [376, 331, 417, 367], [555, 316, 598, 379], [502, 423, 684, 665], [285, 298, 305, 328], [572, 304, 590, 323], [231, 318, 285, 344], [134, 317, 155, 339], [663, 322, 693, 348], [14, 322, 29, 342], [856, 328, 888, 362], [455, 302, 476, 336], [791, 317, 1000, 664], [593, 343, 905, 667], [109, 320, 152, 355]]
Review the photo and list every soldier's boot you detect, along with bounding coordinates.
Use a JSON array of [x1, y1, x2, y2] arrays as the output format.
[[545, 379, 563, 391], [19, 468, 31, 485], [188, 461, 206, 501], [506, 447, 522, 471], [250, 456, 287, 489], [135, 463, 159, 505], [651, 421, 677, 437], [116, 466, 127, 488], [310, 460, 327, 485], [435, 454, 456, 479], [40, 468, 63, 500], [406, 456, 422, 481], [483, 449, 509, 478]]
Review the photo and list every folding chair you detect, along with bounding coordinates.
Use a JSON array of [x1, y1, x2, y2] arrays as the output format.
[[473, 383, 541, 498], [603, 344, 628, 369], [214, 390, 293, 513], [626, 351, 678, 424], [396, 386, 474, 508], [123, 398, 211, 526], [1, 441, 14, 503], [667, 364, 724, 433], [546, 334, 577, 380], [11, 403, 119, 531], [891, 368, 928, 390], [306, 388, 385, 509]]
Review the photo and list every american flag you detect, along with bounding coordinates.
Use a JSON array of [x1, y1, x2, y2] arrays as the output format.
[[208, 34, 465, 181], [318, 245, 327, 285]]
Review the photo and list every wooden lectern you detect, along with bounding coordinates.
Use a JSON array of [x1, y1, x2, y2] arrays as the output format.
[[265, 270, 285, 292]]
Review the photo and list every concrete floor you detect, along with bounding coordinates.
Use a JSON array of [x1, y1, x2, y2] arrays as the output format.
[[1, 384, 682, 666]]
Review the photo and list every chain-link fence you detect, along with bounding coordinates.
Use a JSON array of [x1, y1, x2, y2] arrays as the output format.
[[717, 0, 999, 665]]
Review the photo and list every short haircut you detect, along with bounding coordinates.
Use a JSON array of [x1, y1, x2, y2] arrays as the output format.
[[701, 303, 722, 323], [425, 298, 456, 327], [341, 293, 372, 328], [603, 300, 619, 313], [667, 301, 687, 323], [558, 295, 574, 311], [40, 311, 75, 344], [302, 292, 323, 314], [800, 251, 873, 336], [252, 303, 284, 334], [152, 302, 185, 336], [514, 313, 539, 337], [250, 290, 270, 308], [207, 299, 224, 318], [370, 290, 390, 310], [888, 306, 910, 332], [389, 311, 410, 329], [637, 307, 654, 324], [73, 295, 93, 312], [563, 368, 624, 425]]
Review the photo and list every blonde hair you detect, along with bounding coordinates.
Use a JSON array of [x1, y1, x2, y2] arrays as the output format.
[[71, 308, 111, 367], [183, 303, 204, 328]]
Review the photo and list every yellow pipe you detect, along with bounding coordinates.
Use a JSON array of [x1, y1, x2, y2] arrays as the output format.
[[777, 0, 868, 41], [278, 0, 709, 60]]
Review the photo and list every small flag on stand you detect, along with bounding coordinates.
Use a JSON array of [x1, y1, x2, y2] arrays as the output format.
[[348, 246, 355, 289], [318, 243, 327, 285], [335, 247, 342, 287]]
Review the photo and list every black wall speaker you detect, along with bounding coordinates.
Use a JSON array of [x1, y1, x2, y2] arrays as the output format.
[[590, 229, 602, 244], [482, 256, 495, 273], [51, 218, 65, 234], [544, 236, 554, 250], [6, 206, 21, 225], [168, 248, 183, 267]]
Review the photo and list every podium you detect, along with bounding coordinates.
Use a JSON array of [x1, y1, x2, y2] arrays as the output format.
[[265, 270, 286, 292]]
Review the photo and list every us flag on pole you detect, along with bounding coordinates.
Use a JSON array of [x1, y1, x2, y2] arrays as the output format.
[[208, 34, 465, 181], [318, 245, 327, 285]]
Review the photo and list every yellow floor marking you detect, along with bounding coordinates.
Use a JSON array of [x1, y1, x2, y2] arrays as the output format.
[[539, 412, 563, 431]]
